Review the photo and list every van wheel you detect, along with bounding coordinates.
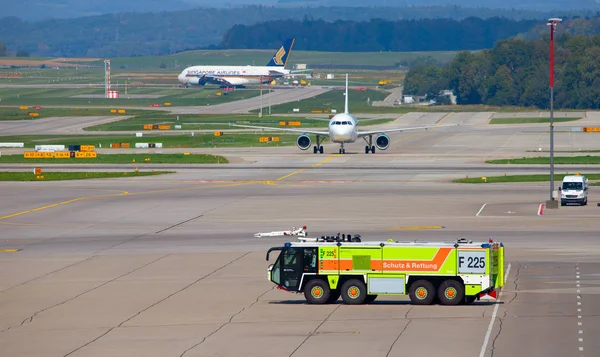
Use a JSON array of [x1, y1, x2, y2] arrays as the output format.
[[304, 279, 331, 304], [438, 280, 464, 306], [340, 279, 367, 305], [409, 279, 436, 305]]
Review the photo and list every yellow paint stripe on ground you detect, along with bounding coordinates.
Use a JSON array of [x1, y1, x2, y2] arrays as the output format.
[[0, 181, 258, 222], [275, 155, 334, 181], [0, 249, 21, 253], [391, 225, 445, 230]]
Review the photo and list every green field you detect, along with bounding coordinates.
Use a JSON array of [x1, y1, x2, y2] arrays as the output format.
[[0, 107, 152, 121], [83, 114, 393, 131], [0, 87, 260, 108], [0, 153, 228, 164], [255, 88, 391, 114], [486, 156, 600, 164], [0, 133, 314, 148], [453, 173, 600, 183], [489, 117, 582, 124], [0, 171, 173, 181], [107, 50, 460, 70]]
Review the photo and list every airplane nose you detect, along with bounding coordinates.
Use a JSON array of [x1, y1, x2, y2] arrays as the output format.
[[177, 72, 185, 82]]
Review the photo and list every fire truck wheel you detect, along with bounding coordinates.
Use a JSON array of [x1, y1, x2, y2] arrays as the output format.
[[438, 280, 465, 306], [341, 279, 367, 304], [304, 279, 331, 304], [364, 294, 378, 304], [408, 279, 436, 305]]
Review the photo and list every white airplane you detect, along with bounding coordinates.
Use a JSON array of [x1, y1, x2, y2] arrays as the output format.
[[177, 38, 297, 88], [231, 74, 459, 154]]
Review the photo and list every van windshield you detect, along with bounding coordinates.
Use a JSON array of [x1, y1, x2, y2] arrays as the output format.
[[563, 182, 583, 190]]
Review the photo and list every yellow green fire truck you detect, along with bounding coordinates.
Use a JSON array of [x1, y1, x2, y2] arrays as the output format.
[[262, 229, 504, 305]]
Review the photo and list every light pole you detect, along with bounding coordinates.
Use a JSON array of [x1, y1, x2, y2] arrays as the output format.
[[547, 18, 561, 207]]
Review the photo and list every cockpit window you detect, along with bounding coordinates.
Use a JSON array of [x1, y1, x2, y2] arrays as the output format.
[[335, 121, 341, 125], [341, 121, 347, 125]]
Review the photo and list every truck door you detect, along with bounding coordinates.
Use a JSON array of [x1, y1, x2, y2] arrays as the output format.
[[282, 247, 302, 290]]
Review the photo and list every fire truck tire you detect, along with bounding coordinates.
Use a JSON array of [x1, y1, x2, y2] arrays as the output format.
[[304, 279, 331, 304], [437, 280, 465, 306], [408, 279, 436, 305], [364, 294, 378, 304], [341, 279, 367, 304]]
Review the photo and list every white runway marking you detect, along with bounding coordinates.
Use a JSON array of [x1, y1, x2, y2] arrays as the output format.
[[478, 262, 511, 357], [476, 203, 487, 216]]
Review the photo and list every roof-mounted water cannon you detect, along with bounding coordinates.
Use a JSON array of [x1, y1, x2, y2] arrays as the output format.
[[254, 225, 308, 238]]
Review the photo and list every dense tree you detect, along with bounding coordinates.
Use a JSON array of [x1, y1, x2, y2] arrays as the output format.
[[403, 33, 600, 109], [0, 42, 6, 56]]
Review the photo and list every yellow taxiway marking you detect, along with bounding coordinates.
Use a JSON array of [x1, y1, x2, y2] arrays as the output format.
[[0, 249, 20, 253], [0, 181, 259, 223], [274, 155, 335, 181], [392, 112, 454, 144], [390, 225, 445, 230]]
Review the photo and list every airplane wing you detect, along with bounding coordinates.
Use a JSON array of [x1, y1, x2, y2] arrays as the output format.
[[357, 123, 460, 137], [229, 123, 330, 136]]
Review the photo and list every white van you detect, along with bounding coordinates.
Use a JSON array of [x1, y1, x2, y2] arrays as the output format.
[[559, 175, 589, 206]]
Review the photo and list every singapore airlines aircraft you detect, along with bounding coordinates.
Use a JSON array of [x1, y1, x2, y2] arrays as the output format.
[[231, 74, 459, 154], [177, 38, 296, 88]]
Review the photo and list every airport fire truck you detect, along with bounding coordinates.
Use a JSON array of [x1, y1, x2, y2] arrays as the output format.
[[258, 227, 504, 305]]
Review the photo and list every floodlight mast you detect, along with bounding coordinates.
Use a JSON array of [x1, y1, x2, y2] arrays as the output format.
[[547, 18, 561, 204]]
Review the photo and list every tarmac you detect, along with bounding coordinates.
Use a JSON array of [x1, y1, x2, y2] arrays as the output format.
[[0, 102, 600, 356]]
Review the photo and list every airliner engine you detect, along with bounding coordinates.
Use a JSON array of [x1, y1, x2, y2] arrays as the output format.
[[375, 133, 390, 150], [188, 75, 207, 86], [296, 134, 311, 150]]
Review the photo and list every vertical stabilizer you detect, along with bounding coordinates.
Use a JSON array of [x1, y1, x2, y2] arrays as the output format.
[[267, 38, 295, 67], [344, 73, 349, 114]]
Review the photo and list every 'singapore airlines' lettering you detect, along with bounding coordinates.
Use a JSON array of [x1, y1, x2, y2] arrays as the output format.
[[383, 261, 438, 270], [187, 69, 242, 76]]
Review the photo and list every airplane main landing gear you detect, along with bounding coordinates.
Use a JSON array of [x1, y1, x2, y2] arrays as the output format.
[[313, 135, 324, 154], [362, 135, 375, 154]]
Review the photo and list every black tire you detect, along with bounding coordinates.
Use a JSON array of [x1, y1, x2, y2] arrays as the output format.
[[313, 146, 317, 154], [304, 279, 331, 304], [365, 146, 370, 154], [364, 294, 378, 304], [319, 146, 323, 154], [437, 280, 465, 306], [408, 279, 436, 305], [340, 279, 367, 305], [371, 146, 376, 153], [326, 290, 341, 304]]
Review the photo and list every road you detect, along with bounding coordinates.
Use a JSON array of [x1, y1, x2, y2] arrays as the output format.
[[0, 107, 599, 356]]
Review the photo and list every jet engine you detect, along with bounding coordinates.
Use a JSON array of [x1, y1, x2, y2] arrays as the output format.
[[187, 75, 207, 86], [296, 134, 311, 150], [375, 133, 390, 150]]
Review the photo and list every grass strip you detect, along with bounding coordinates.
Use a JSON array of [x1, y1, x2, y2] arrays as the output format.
[[453, 173, 600, 183], [0, 171, 174, 181], [0, 153, 228, 164], [489, 117, 581, 124], [486, 156, 600, 164]]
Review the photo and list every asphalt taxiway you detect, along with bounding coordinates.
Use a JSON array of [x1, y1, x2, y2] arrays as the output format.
[[1, 109, 599, 357]]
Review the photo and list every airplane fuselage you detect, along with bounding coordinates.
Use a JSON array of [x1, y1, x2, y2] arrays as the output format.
[[328, 112, 358, 143], [178, 65, 290, 86]]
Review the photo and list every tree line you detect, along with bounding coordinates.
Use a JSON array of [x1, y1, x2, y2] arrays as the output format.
[[0, 6, 597, 57], [220, 17, 540, 52], [403, 33, 600, 109]]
